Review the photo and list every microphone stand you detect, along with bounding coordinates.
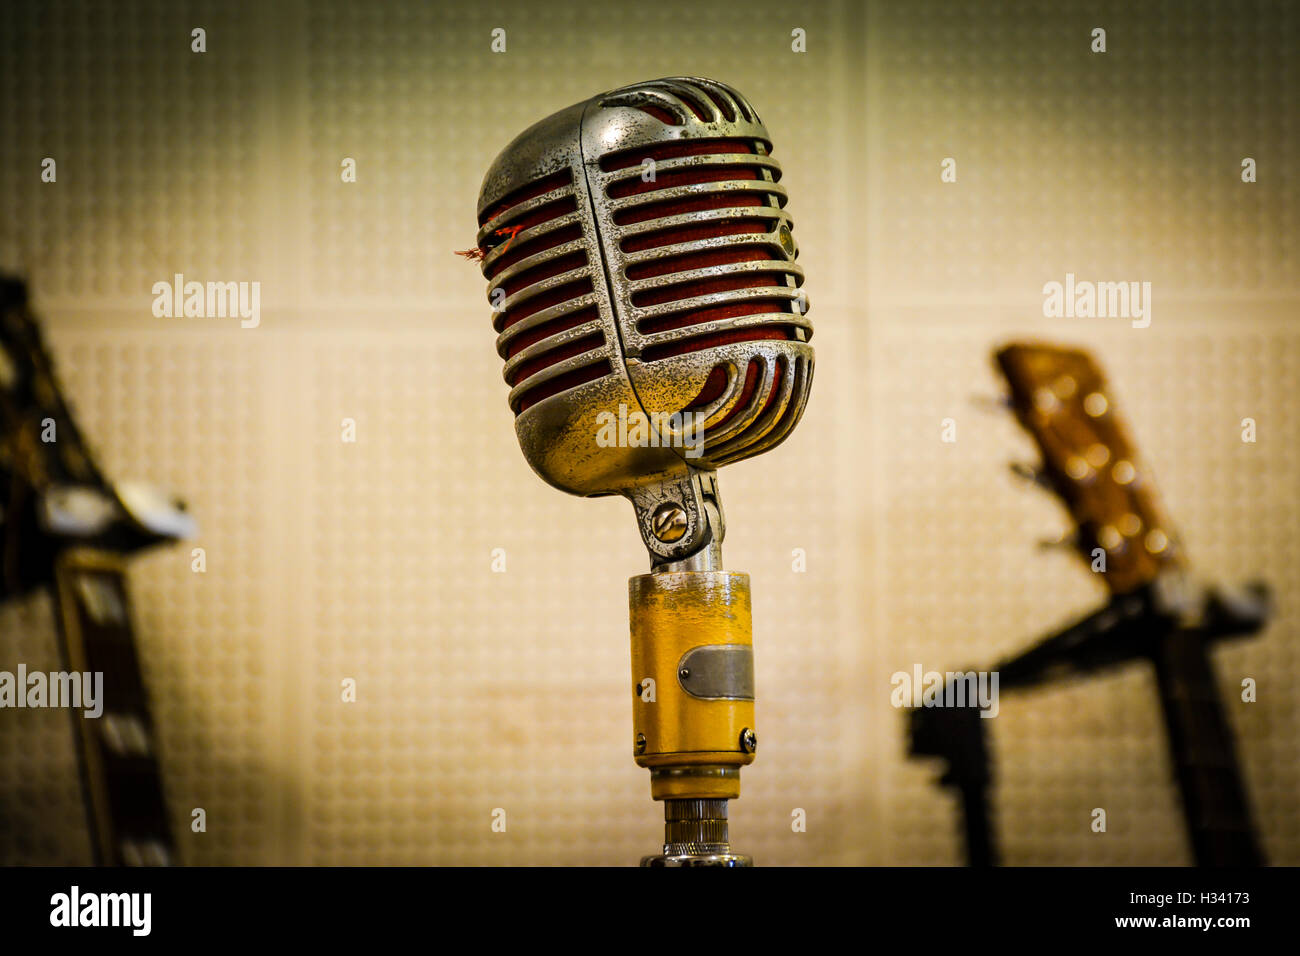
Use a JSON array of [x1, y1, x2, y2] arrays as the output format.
[[907, 577, 1269, 866]]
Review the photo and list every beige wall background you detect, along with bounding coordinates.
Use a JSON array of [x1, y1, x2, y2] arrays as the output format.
[[0, 0, 1296, 864]]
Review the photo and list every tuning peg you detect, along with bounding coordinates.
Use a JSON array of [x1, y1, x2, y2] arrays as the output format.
[[970, 393, 1013, 413], [1008, 461, 1051, 489]]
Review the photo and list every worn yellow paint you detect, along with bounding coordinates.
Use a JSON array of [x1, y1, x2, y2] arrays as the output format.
[[629, 571, 755, 801]]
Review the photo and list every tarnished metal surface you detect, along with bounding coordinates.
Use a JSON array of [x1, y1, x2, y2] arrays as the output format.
[[475, 77, 814, 520], [677, 644, 755, 701]]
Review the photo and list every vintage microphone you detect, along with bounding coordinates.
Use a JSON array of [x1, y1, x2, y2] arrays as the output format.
[[471, 77, 813, 865]]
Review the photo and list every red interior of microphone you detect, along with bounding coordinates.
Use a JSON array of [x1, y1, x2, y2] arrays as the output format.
[[478, 170, 572, 228], [599, 138, 800, 435], [601, 138, 801, 359], [481, 170, 610, 414], [481, 137, 807, 419]]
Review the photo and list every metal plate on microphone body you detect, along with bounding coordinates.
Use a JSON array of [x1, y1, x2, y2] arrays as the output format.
[[677, 644, 754, 700]]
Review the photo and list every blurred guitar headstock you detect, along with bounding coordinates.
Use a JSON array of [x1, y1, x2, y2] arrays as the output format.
[[995, 342, 1183, 596]]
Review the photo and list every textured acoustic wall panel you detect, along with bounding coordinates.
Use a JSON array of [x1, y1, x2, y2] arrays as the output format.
[[49, 327, 281, 866], [0, 1, 267, 308], [867, 0, 1298, 305], [0, 0, 1295, 866]]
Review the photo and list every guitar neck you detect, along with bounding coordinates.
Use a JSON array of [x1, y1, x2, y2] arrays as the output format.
[[53, 547, 175, 865], [1152, 629, 1263, 866], [3, 276, 182, 865]]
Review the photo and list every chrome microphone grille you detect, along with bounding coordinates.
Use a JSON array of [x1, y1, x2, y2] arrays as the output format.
[[475, 77, 813, 498], [593, 131, 812, 465], [477, 169, 614, 415]]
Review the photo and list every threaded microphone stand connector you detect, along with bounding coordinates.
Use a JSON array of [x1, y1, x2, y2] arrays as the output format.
[[640, 798, 752, 867]]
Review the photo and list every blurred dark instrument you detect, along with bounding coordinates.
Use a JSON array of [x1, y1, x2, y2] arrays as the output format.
[[1, 276, 194, 865], [909, 343, 1268, 867]]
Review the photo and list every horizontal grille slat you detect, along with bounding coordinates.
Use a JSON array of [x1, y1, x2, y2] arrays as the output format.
[[603, 152, 781, 191], [638, 313, 811, 350], [596, 137, 808, 363], [485, 195, 579, 242], [480, 168, 610, 415], [501, 250, 588, 297], [620, 215, 778, 254], [599, 137, 763, 171], [497, 279, 594, 342], [611, 181, 786, 226], [609, 165, 757, 199], [637, 298, 793, 336], [633, 284, 806, 322], [625, 245, 774, 281], [495, 294, 600, 352], [489, 237, 588, 288], [485, 219, 584, 279], [503, 310, 603, 363], [478, 169, 573, 226], [510, 359, 613, 414], [506, 332, 606, 387], [641, 326, 795, 363], [630, 266, 793, 308]]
